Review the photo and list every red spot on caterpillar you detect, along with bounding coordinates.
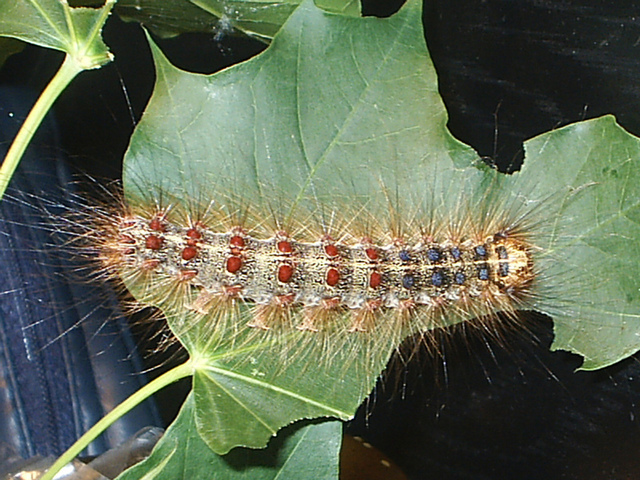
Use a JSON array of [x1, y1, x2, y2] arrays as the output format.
[[278, 263, 294, 283], [145, 234, 163, 250], [230, 235, 245, 255], [149, 217, 165, 232], [365, 247, 378, 261], [226, 256, 242, 274], [122, 248, 135, 255], [326, 268, 340, 287], [230, 235, 245, 248], [187, 228, 202, 239], [277, 240, 293, 254], [186, 228, 202, 246], [369, 271, 382, 288], [324, 244, 339, 258], [182, 246, 198, 261]]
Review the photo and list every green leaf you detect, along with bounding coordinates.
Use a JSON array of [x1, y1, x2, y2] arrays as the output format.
[[116, 393, 341, 480], [0, 0, 114, 69], [508, 116, 640, 370]]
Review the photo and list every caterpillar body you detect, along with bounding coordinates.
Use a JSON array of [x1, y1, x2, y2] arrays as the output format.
[[106, 195, 539, 340]]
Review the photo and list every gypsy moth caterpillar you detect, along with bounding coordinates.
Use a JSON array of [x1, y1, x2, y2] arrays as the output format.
[[74, 159, 564, 384]]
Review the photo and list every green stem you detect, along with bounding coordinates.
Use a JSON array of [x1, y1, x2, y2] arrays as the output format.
[[0, 55, 82, 200], [40, 361, 194, 480]]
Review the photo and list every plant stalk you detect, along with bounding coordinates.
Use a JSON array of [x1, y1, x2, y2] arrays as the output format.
[[0, 55, 82, 200], [39, 361, 194, 480]]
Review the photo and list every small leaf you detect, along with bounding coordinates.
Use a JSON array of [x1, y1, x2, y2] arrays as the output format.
[[115, 393, 341, 480], [0, 0, 114, 69]]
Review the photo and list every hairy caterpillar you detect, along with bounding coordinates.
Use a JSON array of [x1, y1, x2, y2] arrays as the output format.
[[102, 189, 538, 342]]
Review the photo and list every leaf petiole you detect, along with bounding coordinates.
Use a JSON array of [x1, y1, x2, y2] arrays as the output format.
[[0, 54, 81, 199], [39, 360, 194, 480]]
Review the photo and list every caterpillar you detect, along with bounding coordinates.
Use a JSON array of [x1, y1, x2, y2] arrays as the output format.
[[107, 195, 537, 338]]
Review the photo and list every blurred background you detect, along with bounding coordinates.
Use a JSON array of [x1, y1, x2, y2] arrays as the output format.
[[1, 1, 640, 478]]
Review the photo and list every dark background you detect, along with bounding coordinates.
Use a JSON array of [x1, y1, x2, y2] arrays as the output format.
[[2, 1, 640, 478]]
